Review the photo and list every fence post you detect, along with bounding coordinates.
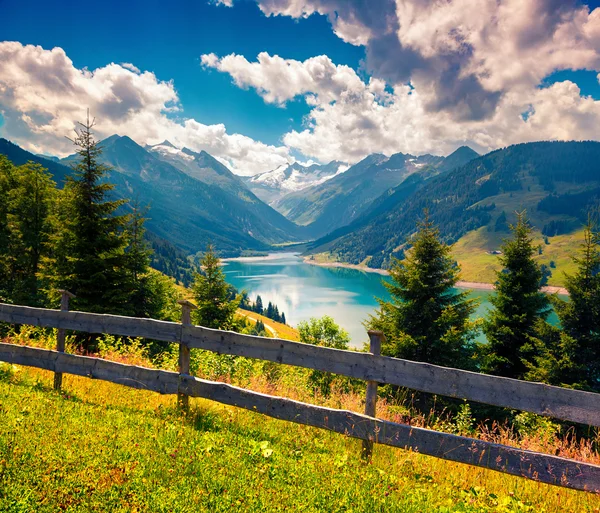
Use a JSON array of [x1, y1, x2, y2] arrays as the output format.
[[362, 329, 384, 460], [177, 300, 197, 412], [53, 290, 75, 391]]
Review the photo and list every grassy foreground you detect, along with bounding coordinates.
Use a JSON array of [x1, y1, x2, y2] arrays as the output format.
[[1, 362, 599, 512]]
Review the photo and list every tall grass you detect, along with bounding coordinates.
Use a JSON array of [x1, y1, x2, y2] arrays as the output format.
[[0, 327, 598, 511]]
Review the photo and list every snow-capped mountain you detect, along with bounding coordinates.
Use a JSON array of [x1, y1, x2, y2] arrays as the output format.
[[146, 140, 247, 194], [244, 160, 348, 204]]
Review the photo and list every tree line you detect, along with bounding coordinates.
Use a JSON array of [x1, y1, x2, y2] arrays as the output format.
[[239, 293, 286, 324], [368, 210, 600, 393]]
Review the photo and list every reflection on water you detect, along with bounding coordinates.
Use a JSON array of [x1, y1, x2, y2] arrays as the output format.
[[223, 252, 561, 349]]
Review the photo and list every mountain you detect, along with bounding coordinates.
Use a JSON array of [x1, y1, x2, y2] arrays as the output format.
[[0, 138, 71, 186], [69, 135, 309, 254], [275, 147, 478, 239], [146, 141, 249, 195], [0, 136, 307, 256], [309, 141, 600, 268], [244, 160, 348, 204]]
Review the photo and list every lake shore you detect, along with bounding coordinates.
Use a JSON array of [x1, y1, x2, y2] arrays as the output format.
[[303, 258, 569, 295]]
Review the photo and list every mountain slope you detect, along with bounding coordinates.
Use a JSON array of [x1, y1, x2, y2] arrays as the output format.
[[0, 136, 306, 256], [0, 138, 71, 186], [72, 135, 308, 253], [147, 141, 249, 195], [311, 141, 600, 268], [276, 147, 478, 239], [244, 160, 347, 204]]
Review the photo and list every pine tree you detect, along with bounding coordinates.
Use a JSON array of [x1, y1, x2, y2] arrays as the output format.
[[266, 302, 274, 320], [255, 295, 263, 315], [192, 245, 239, 329], [124, 201, 170, 319], [281, 312, 286, 325], [527, 217, 600, 389], [0, 156, 16, 302], [367, 212, 479, 369], [0, 157, 56, 306], [42, 112, 130, 318], [482, 211, 551, 379], [273, 305, 280, 322]]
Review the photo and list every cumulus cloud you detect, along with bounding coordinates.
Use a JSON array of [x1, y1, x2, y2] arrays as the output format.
[[201, 52, 367, 105], [254, 0, 600, 121], [0, 42, 291, 175], [202, 50, 600, 163]]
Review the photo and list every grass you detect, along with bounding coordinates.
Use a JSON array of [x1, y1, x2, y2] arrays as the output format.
[[452, 227, 585, 288], [0, 332, 599, 512], [237, 309, 300, 341]]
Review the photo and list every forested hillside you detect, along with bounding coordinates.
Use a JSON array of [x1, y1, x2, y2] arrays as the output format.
[[312, 141, 600, 268]]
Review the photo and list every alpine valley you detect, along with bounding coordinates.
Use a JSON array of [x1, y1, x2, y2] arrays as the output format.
[[1, 136, 598, 286]]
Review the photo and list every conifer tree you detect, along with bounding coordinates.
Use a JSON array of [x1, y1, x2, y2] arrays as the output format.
[[281, 312, 286, 325], [41, 112, 130, 316], [367, 212, 479, 369], [124, 201, 171, 319], [0, 157, 56, 306], [192, 245, 239, 329], [255, 295, 263, 315], [526, 217, 600, 389], [482, 211, 551, 379]]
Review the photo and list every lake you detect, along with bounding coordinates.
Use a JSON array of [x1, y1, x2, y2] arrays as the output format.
[[223, 252, 559, 348]]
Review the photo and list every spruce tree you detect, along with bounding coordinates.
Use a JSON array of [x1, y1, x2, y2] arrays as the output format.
[[482, 211, 551, 379], [527, 218, 600, 389], [0, 156, 15, 302], [0, 157, 56, 306], [367, 213, 478, 369], [192, 245, 239, 329], [41, 113, 130, 316], [255, 295, 263, 314], [124, 201, 170, 319]]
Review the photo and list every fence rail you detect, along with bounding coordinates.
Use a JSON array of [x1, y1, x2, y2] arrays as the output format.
[[1, 301, 599, 493]]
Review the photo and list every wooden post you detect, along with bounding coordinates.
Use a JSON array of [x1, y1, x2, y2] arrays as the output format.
[[177, 300, 197, 412], [53, 290, 75, 391], [362, 330, 384, 460]]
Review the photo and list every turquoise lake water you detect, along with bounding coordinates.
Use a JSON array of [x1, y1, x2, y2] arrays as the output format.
[[223, 252, 559, 348]]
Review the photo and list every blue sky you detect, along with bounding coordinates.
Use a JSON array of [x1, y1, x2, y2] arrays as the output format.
[[0, 0, 363, 146], [2, 0, 600, 173]]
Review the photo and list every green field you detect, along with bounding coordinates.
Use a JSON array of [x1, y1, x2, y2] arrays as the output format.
[[0, 348, 598, 512], [452, 227, 584, 287]]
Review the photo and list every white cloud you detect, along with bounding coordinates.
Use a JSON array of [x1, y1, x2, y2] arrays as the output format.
[[201, 52, 367, 105], [0, 42, 291, 175], [255, 0, 600, 121], [204, 51, 600, 163]]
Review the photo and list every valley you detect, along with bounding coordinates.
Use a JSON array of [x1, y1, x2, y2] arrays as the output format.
[[2, 137, 597, 289]]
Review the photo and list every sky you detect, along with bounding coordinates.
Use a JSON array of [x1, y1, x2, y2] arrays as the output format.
[[2, 0, 600, 175]]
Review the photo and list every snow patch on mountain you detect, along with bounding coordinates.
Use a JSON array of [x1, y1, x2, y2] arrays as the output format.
[[248, 160, 347, 193]]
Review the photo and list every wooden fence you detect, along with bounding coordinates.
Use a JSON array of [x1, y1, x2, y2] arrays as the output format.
[[0, 298, 599, 494]]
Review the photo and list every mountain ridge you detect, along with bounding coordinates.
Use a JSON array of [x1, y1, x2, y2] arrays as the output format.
[[274, 146, 479, 239], [309, 140, 600, 268]]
